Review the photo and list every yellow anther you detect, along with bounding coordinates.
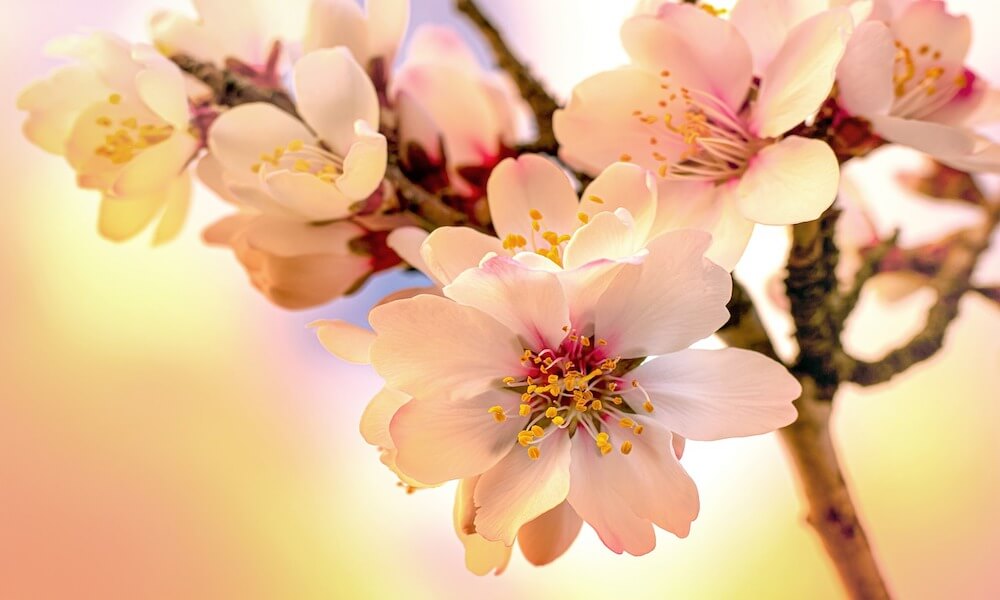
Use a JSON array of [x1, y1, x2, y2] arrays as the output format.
[[502, 234, 527, 250], [596, 432, 610, 444], [619, 418, 635, 429], [487, 405, 506, 423], [620, 441, 633, 455], [634, 425, 644, 435], [552, 416, 565, 426], [578, 212, 590, 224], [503, 376, 516, 385], [517, 431, 535, 447], [580, 336, 590, 347], [608, 382, 618, 392], [108, 93, 122, 104], [250, 163, 262, 174], [643, 400, 655, 413], [619, 153, 632, 162], [588, 195, 604, 204], [121, 117, 137, 129], [530, 425, 545, 438], [631, 380, 639, 388], [547, 374, 559, 384], [590, 400, 603, 411], [519, 404, 532, 417], [542, 231, 560, 245], [287, 139, 304, 151], [658, 164, 669, 178], [529, 209, 543, 220], [95, 116, 112, 127], [521, 392, 532, 402], [575, 402, 587, 412], [599, 443, 613, 456], [660, 70, 671, 77], [293, 159, 311, 173], [611, 396, 623, 405], [527, 447, 541, 460], [545, 407, 558, 419], [531, 221, 541, 232]]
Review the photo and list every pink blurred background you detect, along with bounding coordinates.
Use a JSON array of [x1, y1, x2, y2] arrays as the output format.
[[1, 1, 998, 598]]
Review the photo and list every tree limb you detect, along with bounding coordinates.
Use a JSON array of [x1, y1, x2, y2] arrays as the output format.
[[836, 230, 901, 320], [454, 0, 561, 154], [845, 201, 1000, 386], [171, 54, 298, 117]]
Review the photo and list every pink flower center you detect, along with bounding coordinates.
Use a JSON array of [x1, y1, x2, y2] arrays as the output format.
[[891, 40, 968, 119], [627, 71, 754, 183], [488, 329, 651, 460]]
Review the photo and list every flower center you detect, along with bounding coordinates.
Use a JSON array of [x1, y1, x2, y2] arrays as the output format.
[[92, 94, 175, 165], [500, 207, 589, 267], [488, 329, 651, 460], [891, 40, 969, 120], [251, 139, 344, 184], [628, 71, 754, 183]]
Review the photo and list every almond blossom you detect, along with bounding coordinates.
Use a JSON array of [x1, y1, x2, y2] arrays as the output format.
[[554, 2, 853, 269], [836, 0, 1000, 172], [304, 0, 409, 71], [364, 230, 798, 565], [207, 47, 387, 223], [18, 32, 198, 243], [391, 25, 528, 197]]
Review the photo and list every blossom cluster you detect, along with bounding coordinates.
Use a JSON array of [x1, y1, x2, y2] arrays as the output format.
[[18, 0, 998, 574]]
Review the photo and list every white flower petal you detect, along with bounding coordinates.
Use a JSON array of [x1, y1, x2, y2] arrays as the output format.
[[751, 9, 853, 137], [736, 136, 839, 226], [454, 477, 513, 575], [293, 47, 379, 155], [421, 226, 506, 286], [836, 21, 896, 117], [208, 102, 314, 176], [729, 0, 827, 74], [303, 0, 369, 59], [263, 170, 355, 221], [579, 162, 657, 241], [517, 501, 582, 567], [335, 120, 387, 201], [630, 348, 800, 440], [868, 114, 978, 158]]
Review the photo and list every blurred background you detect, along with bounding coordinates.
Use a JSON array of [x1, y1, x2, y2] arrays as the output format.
[[1, 1, 998, 598]]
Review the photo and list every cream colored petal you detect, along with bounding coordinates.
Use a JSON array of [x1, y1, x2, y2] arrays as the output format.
[[208, 103, 314, 175], [112, 131, 198, 197], [736, 136, 840, 226], [134, 52, 190, 127], [836, 21, 896, 117], [385, 226, 431, 276], [17, 65, 109, 155], [97, 187, 170, 243], [579, 162, 657, 241], [263, 170, 356, 221], [729, 0, 827, 74], [751, 9, 853, 137], [366, 0, 409, 63], [309, 319, 376, 364], [562, 210, 642, 271], [516, 501, 583, 567], [454, 477, 513, 576], [294, 47, 379, 156], [335, 120, 387, 201], [303, 0, 370, 59], [152, 170, 192, 245]]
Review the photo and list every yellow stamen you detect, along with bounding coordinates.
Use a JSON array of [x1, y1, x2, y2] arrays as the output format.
[[545, 407, 558, 419], [519, 404, 532, 417], [620, 441, 633, 455], [527, 447, 541, 460], [108, 93, 122, 104], [530, 425, 545, 438], [552, 416, 565, 426], [487, 405, 506, 423]]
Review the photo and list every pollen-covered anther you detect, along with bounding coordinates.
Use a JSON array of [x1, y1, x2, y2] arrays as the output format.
[[527, 447, 541, 460], [519, 404, 532, 417], [487, 405, 507, 423], [620, 441, 633, 455]]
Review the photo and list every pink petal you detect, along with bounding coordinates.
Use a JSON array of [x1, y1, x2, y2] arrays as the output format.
[[421, 226, 506, 286], [729, 0, 827, 75], [444, 256, 570, 350], [621, 6, 752, 112], [891, 0, 971, 65], [487, 155, 579, 243], [630, 348, 800, 441], [868, 114, 977, 158], [369, 294, 523, 400], [836, 21, 896, 117], [473, 429, 572, 545], [595, 230, 731, 357], [517, 501, 583, 567], [389, 389, 523, 485]]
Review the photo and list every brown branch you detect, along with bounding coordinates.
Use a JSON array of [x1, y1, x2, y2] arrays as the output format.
[[454, 0, 561, 154], [786, 209, 845, 399], [717, 277, 780, 361], [836, 230, 900, 320], [845, 201, 1000, 386], [171, 54, 298, 117], [780, 383, 892, 600]]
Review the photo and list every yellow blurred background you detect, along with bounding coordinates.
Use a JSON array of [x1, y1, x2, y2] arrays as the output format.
[[1, 1, 998, 598]]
